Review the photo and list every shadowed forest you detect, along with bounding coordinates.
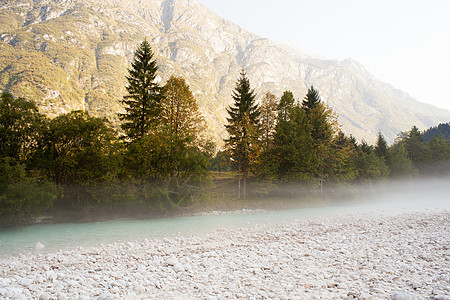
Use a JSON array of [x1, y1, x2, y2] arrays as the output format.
[[1, 41, 449, 227]]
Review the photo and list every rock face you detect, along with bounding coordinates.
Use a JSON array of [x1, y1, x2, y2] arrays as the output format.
[[1, 0, 449, 143]]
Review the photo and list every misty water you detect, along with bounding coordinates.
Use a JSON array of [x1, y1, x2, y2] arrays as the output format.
[[0, 178, 448, 258]]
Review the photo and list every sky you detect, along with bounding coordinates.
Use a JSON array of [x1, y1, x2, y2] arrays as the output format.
[[200, 0, 450, 112]]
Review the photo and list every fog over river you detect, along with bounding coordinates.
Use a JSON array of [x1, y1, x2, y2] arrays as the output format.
[[0, 178, 448, 258], [0, 178, 448, 299]]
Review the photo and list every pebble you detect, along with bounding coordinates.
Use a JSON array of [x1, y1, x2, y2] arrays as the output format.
[[0, 212, 448, 299], [391, 293, 413, 300], [39, 292, 51, 300]]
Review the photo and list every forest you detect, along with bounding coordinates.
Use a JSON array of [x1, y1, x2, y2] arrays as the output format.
[[1, 41, 449, 226]]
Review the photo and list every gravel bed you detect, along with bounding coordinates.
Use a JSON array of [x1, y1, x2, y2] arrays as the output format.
[[0, 211, 449, 299]]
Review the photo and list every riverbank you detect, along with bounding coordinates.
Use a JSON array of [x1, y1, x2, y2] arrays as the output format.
[[0, 210, 448, 299]]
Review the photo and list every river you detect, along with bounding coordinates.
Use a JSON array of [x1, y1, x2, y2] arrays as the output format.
[[1, 178, 448, 258]]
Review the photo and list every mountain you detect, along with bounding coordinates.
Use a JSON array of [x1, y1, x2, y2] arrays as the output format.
[[1, 0, 449, 144]]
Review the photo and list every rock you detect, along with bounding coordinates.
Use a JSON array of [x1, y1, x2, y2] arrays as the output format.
[[173, 264, 185, 273], [360, 292, 373, 300], [39, 292, 51, 300], [337, 283, 348, 289], [166, 257, 178, 266], [18, 278, 33, 287], [370, 287, 384, 294], [133, 284, 145, 293], [391, 293, 413, 300]]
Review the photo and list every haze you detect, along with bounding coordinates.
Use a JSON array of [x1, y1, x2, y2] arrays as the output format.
[[200, 0, 450, 111]]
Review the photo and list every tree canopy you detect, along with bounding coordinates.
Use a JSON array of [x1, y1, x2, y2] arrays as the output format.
[[118, 40, 161, 141], [225, 70, 260, 198]]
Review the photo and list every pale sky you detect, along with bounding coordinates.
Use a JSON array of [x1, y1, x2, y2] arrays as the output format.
[[200, 0, 450, 112]]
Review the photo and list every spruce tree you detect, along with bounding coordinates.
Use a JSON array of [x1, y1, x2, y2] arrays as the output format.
[[225, 70, 260, 198], [302, 86, 321, 114], [374, 131, 388, 159], [118, 40, 161, 141], [272, 103, 314, 181]]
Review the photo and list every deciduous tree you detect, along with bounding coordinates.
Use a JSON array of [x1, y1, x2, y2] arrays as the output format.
[[259, 92, 278, 152], [0, 93, 46, 163]]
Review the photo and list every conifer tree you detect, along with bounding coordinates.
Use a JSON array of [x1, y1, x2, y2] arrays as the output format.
[[302, 86, 321, 114], [277, 90, 295, 122], [118, 40, 161, 141], [374, 131, 388, 159], [225, 70, 260, 198], [272, 103, 314, 181]]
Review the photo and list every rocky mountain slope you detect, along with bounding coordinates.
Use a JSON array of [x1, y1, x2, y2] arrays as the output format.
[[1, 0, 449, 144]]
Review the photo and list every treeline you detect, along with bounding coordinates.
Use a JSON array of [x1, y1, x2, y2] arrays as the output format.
[[217, 71, 450, 198], [1, 41, 449, 225], [0, 41, 213, 225], [423, 122, 449, 142]]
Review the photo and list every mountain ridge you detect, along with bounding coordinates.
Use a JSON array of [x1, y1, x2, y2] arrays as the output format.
[[1, 0, 449, 144]]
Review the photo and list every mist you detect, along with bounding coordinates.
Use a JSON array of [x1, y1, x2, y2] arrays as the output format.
[[325, 176, 450, 215]]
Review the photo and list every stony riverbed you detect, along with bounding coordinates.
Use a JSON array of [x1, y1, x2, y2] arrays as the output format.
[[0, 211, 449, 299]]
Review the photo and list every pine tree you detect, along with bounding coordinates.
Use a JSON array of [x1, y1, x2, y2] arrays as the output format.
[[225, 70, 260, 198], [301, 87, 340, 189], [272, 103, 314, 181], [302, 86, 321, 114], [374, 131, 388, 159], [118, 40, 161, 141]]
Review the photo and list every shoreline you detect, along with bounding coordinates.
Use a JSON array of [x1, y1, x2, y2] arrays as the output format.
[[0, 210, 449, 299]]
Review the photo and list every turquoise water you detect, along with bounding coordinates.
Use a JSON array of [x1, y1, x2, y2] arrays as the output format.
[[0, 207, 334, 258], [1, 178, 448, 258]]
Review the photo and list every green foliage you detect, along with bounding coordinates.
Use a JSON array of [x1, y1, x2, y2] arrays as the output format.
[[122, 131, 212, 208], [355, 150, 390, 182], [121, 74, 213, 207], [0, 93, 47, 163], [161, 76, 206, 143], [423, 122, 450, 142], [209, 150, 232, 172], [118, 40, 162, 141], [374, 132, 388, 159], [419, 135, 450, 175], [302, 86, 321, 114], [326, 132, 359, 183], [35, 110, 119, 208], [387, 145, 418, 178], [0, 157, 59, 225], [396, 126, 425, 163], [269, 104, 315, 181], [225, 70, 261, 197], [277, 90, 295, 122], [259, 92, 278, 152]]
